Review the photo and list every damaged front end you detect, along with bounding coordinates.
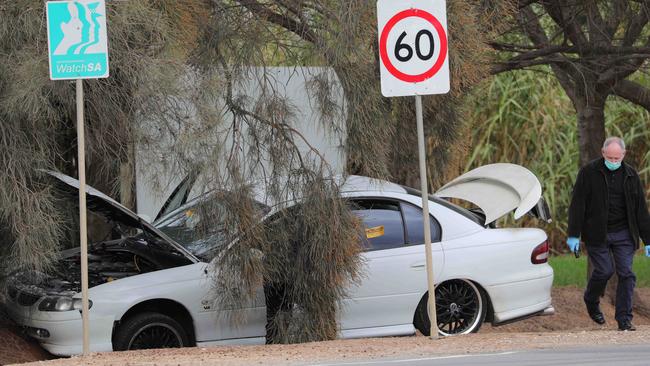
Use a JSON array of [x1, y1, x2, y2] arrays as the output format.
[[7, 235, 193, 310], [6, 170, 197, 310]]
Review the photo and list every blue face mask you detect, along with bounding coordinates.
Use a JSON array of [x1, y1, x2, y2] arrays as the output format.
[[604, 159, 621, 171]]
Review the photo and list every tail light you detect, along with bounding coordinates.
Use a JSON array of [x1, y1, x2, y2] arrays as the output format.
[[531, 240, 549, 264]]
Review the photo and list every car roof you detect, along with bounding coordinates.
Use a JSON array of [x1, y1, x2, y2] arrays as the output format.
[[154, 175, 409, 225], [340, 175, 408, 194]]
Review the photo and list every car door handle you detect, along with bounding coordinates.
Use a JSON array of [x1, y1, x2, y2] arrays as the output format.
[[410, 263, 426, 269]]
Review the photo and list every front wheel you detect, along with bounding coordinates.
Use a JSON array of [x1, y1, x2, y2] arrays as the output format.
[[414, 279, 487, 336], [113, 312, 190, 351]]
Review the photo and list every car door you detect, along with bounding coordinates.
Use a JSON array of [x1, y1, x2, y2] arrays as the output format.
[[192, 279, 266, 343], [340, 198, 444, 332], [154, 197, 267, 343]]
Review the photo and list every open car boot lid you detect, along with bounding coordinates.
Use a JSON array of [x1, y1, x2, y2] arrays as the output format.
[[435, 163, 551, 225]]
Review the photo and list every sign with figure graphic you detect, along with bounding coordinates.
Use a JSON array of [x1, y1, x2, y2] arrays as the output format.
[[46, 0, 109, 80]]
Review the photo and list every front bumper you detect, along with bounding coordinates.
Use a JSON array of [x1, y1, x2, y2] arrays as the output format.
[[6, 299, 115, 355]]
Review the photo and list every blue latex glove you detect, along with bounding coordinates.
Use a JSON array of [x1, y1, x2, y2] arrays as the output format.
[[567, 237, 580, 253], [645, 245, 650, 257]]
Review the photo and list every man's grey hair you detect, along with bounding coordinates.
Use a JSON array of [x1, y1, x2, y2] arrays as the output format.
[[602, 136, 626, 151]]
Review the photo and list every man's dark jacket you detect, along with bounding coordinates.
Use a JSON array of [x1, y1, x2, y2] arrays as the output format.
[[568, 157, 650, 247]]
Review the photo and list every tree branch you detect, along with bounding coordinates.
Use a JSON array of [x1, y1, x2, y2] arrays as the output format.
[[516, 5, 579, 103], [518, 0, 538, 9], [491, 56, 572, 74], [605, 1, 628, 38], [623, 0, 650, 46], [611, 79, 650, 112], [541, 0, 589, 49], [238, 0, 320, 45], [585, 0, 613, 46]]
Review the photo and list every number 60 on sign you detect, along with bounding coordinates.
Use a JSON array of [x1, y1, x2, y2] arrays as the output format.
[[377, 0, 449, 97]]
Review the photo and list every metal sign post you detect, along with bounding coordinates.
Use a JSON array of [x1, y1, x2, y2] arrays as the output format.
[[415, 94, 438, 338], [76, 79, 90, 354], [47, 0, 110, 355], [377, 0, 449, 339]]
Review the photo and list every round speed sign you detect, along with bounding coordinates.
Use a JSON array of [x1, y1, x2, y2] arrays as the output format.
[[376, 1, 450, 97]]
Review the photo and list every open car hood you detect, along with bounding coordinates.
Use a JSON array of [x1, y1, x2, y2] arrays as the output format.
[[435, 163, 551, 225], [44, 170, 198, 263]]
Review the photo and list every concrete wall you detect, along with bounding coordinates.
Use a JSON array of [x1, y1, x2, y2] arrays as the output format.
[[135, 67, 346, 219]]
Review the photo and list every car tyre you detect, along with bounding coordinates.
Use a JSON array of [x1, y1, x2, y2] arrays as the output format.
[[414, 279, 487, 336], [113, 312, 190, 351]]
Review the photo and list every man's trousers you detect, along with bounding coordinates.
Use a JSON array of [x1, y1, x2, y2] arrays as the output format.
[[584, 229, 637, 324]]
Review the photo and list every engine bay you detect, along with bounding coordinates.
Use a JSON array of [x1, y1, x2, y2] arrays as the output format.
[[8, 234, 193, 303]]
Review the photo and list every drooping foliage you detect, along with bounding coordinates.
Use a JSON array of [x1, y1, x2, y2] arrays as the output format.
[[0, 0, 209, 273], [1, 0, 515, 344], [165, 0, 517, 343]]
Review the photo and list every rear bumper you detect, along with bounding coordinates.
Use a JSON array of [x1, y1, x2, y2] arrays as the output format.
[[487, 266, 554, 324], [492, 304, 555, 326], [541, 305, 555, 316]]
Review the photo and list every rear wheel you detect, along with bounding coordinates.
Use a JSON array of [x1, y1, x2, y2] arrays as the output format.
[[113, 312, 190, 351], [414, 279, 487, 336]]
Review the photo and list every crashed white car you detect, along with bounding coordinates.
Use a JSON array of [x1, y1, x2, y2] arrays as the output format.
[[5, 164, 554, 355]]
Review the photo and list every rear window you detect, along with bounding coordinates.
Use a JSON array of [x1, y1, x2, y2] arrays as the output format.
[[401, 185, 485, 226]]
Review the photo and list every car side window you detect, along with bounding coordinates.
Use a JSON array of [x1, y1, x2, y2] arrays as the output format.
[[351, 200, 406, 251], [400, 202, 441, 244]]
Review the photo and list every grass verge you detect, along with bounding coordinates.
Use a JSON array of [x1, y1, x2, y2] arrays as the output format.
[[550, 254, 650, 287]]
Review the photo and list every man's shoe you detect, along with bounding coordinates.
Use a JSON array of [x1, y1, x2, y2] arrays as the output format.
[[586, 305, 606, 325], [618, 321, 636, 331]]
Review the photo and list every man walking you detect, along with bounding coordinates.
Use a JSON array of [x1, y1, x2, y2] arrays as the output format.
[[567, 137, 650, 331]]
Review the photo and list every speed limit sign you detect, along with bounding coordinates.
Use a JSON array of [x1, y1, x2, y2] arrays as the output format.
[[376, 0, 448, 340], [377, 0, 449, 97]]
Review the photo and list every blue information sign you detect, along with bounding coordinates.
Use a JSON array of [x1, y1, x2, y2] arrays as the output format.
[[46, 0, 109, 80]]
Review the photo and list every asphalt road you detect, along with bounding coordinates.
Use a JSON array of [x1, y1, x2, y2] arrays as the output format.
[[311, 344, 650, 366]]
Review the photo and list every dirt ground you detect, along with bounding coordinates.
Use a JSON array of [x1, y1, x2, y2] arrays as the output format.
[[3, 287, 650, 366]]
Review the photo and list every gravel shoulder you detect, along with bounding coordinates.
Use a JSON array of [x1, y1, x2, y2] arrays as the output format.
[[15, 327, 650, 366], [5, 287, 650, 366]]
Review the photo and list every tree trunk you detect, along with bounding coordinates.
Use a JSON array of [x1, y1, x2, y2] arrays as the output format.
[[575, 94, 607, 167], [573, 91, 611, 311]]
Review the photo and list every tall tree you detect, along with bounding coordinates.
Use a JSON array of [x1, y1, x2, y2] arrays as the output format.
[[491, 1, 650, 316], [172, 0, 516, 343], [0, 1, 209, 274], [197, 0, 514, 188], [1, 0, 513, 345], [492, 0, 650, 166]]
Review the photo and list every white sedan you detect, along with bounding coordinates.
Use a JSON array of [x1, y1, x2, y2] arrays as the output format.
[[6, 164, 554, 355]]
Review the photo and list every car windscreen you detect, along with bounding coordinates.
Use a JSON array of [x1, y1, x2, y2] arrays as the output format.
[[155, 195, 269, 260]]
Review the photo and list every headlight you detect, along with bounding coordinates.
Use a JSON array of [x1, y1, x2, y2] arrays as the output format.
[[38, 296, 93, 312]]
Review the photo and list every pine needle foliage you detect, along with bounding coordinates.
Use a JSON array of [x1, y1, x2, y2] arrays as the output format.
[[164, 0, 517, 343], [1, 0, 517, 345], [0, 1, 209, 275]]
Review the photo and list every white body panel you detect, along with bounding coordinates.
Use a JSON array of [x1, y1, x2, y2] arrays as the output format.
[[7, 175, 553, 356]]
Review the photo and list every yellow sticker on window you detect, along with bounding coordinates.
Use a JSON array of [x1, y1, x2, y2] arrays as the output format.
[[366, 225, 385, 239]]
